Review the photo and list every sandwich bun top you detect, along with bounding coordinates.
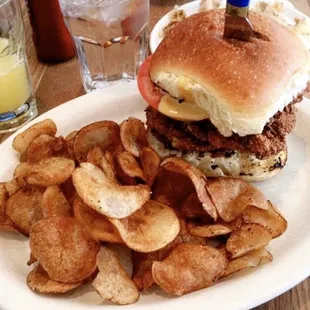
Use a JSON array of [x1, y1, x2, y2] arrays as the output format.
[[150, 9, 310, 137]]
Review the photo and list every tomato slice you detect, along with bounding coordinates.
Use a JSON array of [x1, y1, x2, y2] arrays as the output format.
[[137, 56, 163, 109]]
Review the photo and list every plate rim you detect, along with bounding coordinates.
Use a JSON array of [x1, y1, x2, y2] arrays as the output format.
[[1, 81, 310, 310], [149, 0, 310, 53]]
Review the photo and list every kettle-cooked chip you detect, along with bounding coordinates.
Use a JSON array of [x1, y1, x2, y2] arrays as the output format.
[[226, 223, 272, 258], [63, 130, 78, 160], [72, 163, 150, 219], [26, 157, 75, 187], [73, 121, 121, 163], [115, 151, 145, 182], [242, 201, 287, 238], [224, 248, 273, 277], [24, 134, 64, 164], [6, 186, 43, 236], [87, 146, 105, 167], [152, 167, 195, 209], [139, 147, 160, 186], [27, 264, 82, 294], [27, 252, 37, 266], [120, 117, 148, 157], [30, 217, 100, 283], [0, 183, 16, 232], [61, 177, 77, 205], [12, 119, 57, 154], [13, 163, 32, 179], [93, 246, 139, 305], [207, 177, 268, 222], [41, 185, 71, 218], [132, 218, 205, 291], [181, 192, 210, 220], [109, 200, 180, 252], [152, 244, 227, 295], [187, 221, 232, 238], [161, 157, 217, 220], [5, 178, 26, 196], [73, 196, 123, 243]]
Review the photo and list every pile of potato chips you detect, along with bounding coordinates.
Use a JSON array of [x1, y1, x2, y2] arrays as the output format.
[[0, 117, 287, 304]]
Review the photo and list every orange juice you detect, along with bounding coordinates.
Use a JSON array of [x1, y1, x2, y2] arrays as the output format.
[[0, 38, 31, 114]]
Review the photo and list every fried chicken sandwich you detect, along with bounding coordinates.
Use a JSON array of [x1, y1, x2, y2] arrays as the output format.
[[138, 9, 310, 181]]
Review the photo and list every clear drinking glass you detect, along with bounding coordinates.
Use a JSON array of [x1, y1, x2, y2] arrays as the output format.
[[60, 0, 149, 93], [0, 0, 37, 133]]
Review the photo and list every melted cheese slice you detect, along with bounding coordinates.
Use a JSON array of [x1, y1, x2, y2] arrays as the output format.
[[158, 94, 209, 121]]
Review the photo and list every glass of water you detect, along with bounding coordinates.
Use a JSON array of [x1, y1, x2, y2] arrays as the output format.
[[60, 0, 149, 93], [0, 0, 37, 133]]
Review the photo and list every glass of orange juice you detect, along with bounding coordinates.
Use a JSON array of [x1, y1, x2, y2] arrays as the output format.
[[0, 0, 37, 133]]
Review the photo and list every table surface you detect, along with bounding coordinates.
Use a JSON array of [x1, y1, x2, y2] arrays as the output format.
[[1, 0, 310, 309]]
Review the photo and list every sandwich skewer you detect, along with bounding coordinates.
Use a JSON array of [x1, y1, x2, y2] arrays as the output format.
[[224, 0, 253, 41]]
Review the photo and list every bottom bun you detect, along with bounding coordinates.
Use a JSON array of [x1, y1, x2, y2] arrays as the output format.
[[147, 131, 287, 182]]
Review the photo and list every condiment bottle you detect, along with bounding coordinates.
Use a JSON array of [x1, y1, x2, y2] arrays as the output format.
[[26, 0, 76, 62]]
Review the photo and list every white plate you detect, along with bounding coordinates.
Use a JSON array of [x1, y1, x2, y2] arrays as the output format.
[[1, 81, 310, 310], [150, 0, 310, 53]]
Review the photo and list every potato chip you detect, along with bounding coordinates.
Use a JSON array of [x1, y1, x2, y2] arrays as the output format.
[[224, 248, 273, 277], [5, 178, 26, 196], [139, 147, 160, 186], [72, 163, 150, 219], [30, 217, 100, 283], [242, 201, 287, 238], [26, 157, 75, 187], [0, 183, 16, 232], [12, 119, 57, 154], [100, 155, 117, 182], [63, 130, 78, 159], [113, 157, 137, 185], [161, 158, 217, 220], [104, 150, 114, 166], [187, 221, 232, 238], [27, 252, 37, 266], [13, 163, 32, 179], [226, 224, 272, 258], [73, 196, 123, 243], [152, 168, 195, 209], [115, 151, 145, 182], [132, 218, 206, 291], [6, 186, 43, 236], [27, 264, 82, 294], [61, 177, 77, 205], [152, 243, 227, 295], [109, 200, 180, 252], [222, 217, 243, 231], [93, 246, 139, 305], [87, 146, 104, 167], [132, 246, 174, 291], [41, 185, 71, 218], [152, 194, 176, 209], [181, 192, 210, 221], [88, 147, 117, 182], [24, 134, 64, 164], [73, 121, 121, 162], [132, 252, 155, 291], [178, 217, 207, 245], [207, 178, 268, 222], [120, 117, 148, 157], [65, 130, 78, 142]]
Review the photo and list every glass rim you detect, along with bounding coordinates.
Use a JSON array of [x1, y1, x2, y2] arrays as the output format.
[[61, 0, 134, 9], [0, 0, 11, 8]]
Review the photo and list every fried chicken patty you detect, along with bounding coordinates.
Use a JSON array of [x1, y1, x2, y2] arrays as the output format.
[[146, 94, 302, 159]]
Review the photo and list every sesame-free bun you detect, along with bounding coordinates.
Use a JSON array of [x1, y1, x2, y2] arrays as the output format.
[[147, 130, 287, 182], [150, 9, 310, 137]]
